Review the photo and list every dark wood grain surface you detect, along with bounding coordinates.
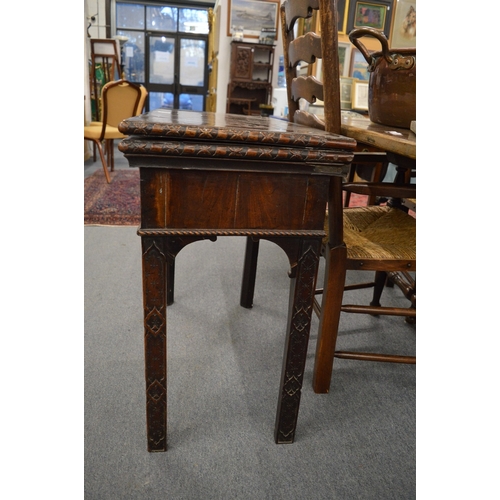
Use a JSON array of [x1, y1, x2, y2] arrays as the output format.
[[119, 109, 356, 150]]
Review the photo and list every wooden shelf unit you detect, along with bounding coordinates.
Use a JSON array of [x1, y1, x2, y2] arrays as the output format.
[[226, 41, 275, 115]]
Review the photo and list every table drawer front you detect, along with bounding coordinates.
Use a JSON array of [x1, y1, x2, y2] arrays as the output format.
[[140, 169, 329, 231]]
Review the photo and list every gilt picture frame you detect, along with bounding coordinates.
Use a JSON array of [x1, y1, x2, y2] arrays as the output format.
[[337, 0, 349, 34], [312, 2, 349, 35]]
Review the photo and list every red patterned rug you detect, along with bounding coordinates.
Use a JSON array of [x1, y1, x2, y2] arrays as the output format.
[[84, 169, 140, 226], [84, 168, 371, 226]]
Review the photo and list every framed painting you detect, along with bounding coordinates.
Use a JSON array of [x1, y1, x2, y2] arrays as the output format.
[[389, 0, 416, 48], [312, 2, 349, 35], [351, 80, 369, 111], [311, 41, 351, 82], [347, 0, 394, 38], [299, 11, 317, 36], [338, 41, 352, 77], [349, 48, 370, 81], [227, 0, 280, 39], [340, 76, 355, 109]]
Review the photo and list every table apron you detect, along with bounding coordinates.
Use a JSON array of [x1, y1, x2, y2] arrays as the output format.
[[138, 168, 333, 232]]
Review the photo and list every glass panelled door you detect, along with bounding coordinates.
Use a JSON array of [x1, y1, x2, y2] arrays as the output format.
[[147, 34, 176, 110], [147, 35, 207, 112], [179, 38, 206, 111], [115, 2, 209, 112]]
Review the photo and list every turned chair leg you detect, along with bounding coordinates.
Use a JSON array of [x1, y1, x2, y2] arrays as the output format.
[[93, 140, 111, 183], [370, 271, 387, 309], [110, 140, 115, 171]]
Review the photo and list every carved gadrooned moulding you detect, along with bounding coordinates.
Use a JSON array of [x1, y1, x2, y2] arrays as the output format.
[[119, 139, 352, 164]]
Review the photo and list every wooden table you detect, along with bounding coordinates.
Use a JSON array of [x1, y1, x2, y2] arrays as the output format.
[[340, 113, 416, 161], [118, 109, 355, 451]]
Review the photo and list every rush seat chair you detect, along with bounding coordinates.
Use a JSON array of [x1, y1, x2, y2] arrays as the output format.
[[240, 0, 416, 395]]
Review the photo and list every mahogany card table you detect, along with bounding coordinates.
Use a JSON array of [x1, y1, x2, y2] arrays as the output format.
[[118, 109, 355, 451]]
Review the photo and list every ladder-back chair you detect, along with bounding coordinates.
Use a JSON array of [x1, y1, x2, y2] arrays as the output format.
[[240, 0, 416, 395]]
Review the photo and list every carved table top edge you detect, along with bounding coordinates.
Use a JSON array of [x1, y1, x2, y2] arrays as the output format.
[[118, 110, 357, 151]]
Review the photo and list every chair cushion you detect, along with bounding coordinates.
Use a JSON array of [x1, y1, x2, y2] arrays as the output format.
[[84, 124, 125, 141], [101, 125, 125, 139], [83, 124, 103, 140], [342, 206, 416, 261]]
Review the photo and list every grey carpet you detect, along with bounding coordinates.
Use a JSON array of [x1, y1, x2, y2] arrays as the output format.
[[85, 227, 415, 499]]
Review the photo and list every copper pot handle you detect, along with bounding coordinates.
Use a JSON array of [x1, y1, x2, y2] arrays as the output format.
[[348, 27, 393, 66]]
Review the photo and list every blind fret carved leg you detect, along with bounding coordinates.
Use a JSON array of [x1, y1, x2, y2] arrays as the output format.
[[142, 236, 168, 452], [275, 238, 321, 443]]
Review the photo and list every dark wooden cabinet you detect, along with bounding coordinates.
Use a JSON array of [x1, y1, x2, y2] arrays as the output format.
[[226, 41, 275, 115]]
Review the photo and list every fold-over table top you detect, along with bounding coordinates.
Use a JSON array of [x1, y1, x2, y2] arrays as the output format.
[[119, 109, 357, 151]]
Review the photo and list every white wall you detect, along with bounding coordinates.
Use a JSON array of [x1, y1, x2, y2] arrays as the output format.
[[86, 0, 109, 39]]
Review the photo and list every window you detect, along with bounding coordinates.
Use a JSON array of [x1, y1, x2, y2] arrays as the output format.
[[114, 1, 210, 112]]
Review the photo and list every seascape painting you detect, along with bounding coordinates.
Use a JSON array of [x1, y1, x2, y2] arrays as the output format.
[[228, 0, 279, 37]]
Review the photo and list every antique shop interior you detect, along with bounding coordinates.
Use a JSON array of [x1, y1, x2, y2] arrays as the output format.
[[81, 1, 484, 499]]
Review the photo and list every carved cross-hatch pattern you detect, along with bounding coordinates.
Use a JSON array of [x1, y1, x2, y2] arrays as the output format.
[[120, 140, 348, 163], [118, 119, 356, 150], [276, 240, 320, 442], [143, 241, 166, 306], [145, 306, 165, 336]]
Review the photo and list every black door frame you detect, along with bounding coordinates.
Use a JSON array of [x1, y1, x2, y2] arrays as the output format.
[[145, 30, 209, 111], [110, 0, 211, 111]]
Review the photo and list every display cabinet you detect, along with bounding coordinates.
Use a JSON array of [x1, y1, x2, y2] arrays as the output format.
[[226, 41, 275, 115]]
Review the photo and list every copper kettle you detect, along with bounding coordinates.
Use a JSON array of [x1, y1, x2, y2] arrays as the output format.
[[349, 27, 416, 130]]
